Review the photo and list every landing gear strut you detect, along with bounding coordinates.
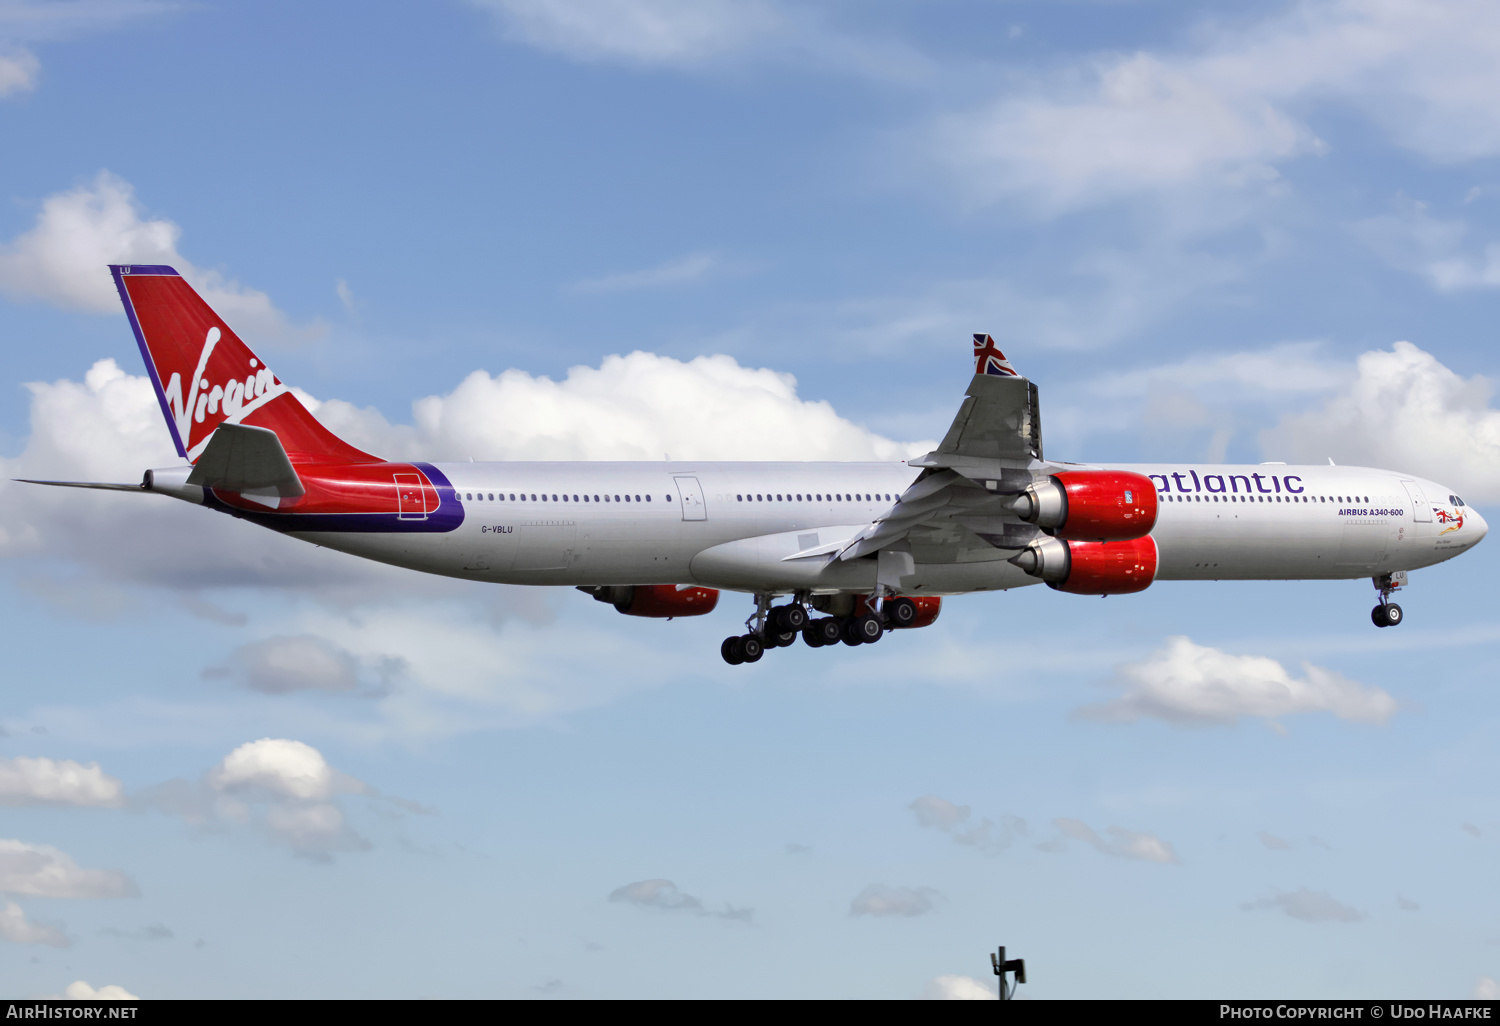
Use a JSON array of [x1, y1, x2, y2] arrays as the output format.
[[720, 594, 809, 664], [1371, 571, 1407, 628]]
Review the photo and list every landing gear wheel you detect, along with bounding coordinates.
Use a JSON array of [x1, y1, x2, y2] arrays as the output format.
[[740, 635, 765, 662], [801, 624, 826, 648], [854, 612, 884, 644], [814, 618, 842, 646], [840, 618, 863, 646], [885, 597, 917, 629], [1372, 603, 1403, 628], [721, 636, 745, 665], [771, 604, 808, 632], [770, 630, 797, 648]]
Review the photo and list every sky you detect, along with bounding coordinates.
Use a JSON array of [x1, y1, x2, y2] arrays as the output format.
[[2, 0, 1500, 1001]]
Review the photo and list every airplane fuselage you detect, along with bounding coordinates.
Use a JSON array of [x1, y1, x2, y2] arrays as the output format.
[[261, 460, 1485, 594]]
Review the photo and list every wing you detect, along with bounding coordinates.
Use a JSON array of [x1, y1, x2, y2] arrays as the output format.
[[838, 335, 1046, 564]]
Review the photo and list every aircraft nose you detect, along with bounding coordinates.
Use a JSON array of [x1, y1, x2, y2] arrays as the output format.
[[1473, 507, 1489, 544]]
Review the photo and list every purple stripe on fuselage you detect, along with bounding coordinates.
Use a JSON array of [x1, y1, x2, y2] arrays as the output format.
[[200, 463, 465, 534]]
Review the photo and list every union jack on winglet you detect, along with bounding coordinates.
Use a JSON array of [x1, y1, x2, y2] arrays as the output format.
[[973, 333, 1019, 377]]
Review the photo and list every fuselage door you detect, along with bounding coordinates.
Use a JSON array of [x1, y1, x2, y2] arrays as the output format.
[[674, 476, 707, 521], [1401, 480, 1432, 522]]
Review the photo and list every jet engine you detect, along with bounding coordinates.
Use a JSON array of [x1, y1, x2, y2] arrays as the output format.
[[578, 585, 720, 617], [1009, 536, 1158, 595], [1008, 470, 1158, 541]]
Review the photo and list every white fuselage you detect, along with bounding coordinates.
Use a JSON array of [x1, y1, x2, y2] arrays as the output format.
[[287, 461, 1487, 596]]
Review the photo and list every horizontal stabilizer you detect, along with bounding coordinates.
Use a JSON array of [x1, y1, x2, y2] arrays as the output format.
[[186, 423, 305, 500], [13, 478, 145, 492]]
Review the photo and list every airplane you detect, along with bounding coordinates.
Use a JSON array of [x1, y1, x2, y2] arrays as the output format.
[[19, 265, 1489, 665]]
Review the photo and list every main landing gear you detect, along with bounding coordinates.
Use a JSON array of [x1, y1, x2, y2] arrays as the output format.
[[721, 594, 917, 664], [1371, 571, 1407, 629]]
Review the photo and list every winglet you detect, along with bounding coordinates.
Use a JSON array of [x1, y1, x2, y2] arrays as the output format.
[[973, 334, 1020, 377]]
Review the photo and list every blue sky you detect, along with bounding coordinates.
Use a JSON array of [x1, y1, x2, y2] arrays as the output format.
[[2, 0, 1499, 1000]]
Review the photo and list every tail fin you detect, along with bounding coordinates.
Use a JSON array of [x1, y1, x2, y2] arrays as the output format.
[[110, 264, 377, 465]]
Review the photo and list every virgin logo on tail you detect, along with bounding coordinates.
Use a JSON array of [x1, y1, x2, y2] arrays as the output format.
[[163, 326, 289, 460]]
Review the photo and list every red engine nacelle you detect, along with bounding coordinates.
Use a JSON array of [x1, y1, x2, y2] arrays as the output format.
[[580, 585, 720, 618], [1012, 470, 1158, 541], [1010, 535, 1157, 595]]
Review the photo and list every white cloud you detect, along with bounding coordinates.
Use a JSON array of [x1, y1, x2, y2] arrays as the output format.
[[608, 878, 703, 912], [608, 878, 751, 920], [1053, 818, 1180, 864], [570, 251, 720, 294], [1258, 831, 1293, 851], [921, 974, 995, 1000], [473, 0, 779, 67], [1080, 636, 1397, 727], [0, 901, 67, 947], [140, 739, 371, 858], [848, 883, 943, 918], [0, 839, 137, 899], [927, 0, 1500, 211], [63, 981, 138, 1000], [1242, 887, 1364, 923], [205, 635, 369, 695], [0, 172, 295, 340], [313, 349, 927, 464], [209, 738, 346, 802], [0, 1, 171, 42], [0, 47, 38, 96], [1262, 341, 1500, 502], [1352, 199, 1500, 293], [909, 795, 1026, 854], [0, 756, 124, 807], [470, 0, 931, 82], [932, 51, 1317, 212], [1475, 976, 1500, 1000]]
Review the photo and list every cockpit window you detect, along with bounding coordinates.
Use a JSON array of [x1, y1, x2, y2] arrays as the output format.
[[1451, 494, 1465, 506]]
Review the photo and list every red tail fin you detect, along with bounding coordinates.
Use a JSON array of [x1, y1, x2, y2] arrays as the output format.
[[110, 264, 377, 465]]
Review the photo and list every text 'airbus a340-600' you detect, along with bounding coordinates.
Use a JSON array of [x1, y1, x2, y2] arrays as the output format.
[[21, 266, 1488, 664]]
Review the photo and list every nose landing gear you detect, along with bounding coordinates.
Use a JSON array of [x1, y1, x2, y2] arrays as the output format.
[[1371, 571, 1407, 628]]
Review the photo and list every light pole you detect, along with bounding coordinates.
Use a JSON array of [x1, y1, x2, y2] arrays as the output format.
[[990, 946, 1026, 1001]]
